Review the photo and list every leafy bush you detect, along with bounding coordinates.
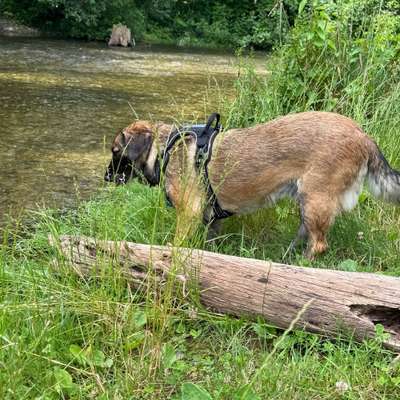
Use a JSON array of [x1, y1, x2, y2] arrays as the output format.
[[227, 0, 400, 127], [1, 0, 146, 40], [168, 0, 300, 49], [1, 0, 300, 48]]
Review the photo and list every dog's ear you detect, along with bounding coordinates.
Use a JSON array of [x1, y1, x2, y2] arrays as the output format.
[[125, 133, 152, 162]]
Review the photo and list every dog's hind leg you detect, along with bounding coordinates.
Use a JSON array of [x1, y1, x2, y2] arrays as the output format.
[[301, 192, 338, 259], [206, 218, 223, 241]]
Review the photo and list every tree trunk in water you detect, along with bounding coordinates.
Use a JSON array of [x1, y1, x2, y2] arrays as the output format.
[[108, 24, 132, 47], [49, 235, 400, 351]]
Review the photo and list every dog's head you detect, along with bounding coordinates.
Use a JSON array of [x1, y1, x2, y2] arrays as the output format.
[[104, 121, 153, 185]]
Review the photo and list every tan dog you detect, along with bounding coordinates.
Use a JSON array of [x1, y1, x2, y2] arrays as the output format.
[[105, 111, 400, 258]]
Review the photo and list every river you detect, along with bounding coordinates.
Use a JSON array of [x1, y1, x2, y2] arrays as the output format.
[[0, 37, 264, 223]]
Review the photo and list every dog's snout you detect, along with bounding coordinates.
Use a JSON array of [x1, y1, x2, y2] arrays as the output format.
[[116, 173, 126, 185]]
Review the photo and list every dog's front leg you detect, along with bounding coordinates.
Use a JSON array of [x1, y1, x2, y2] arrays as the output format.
[[205, 217, 222, 241], [175, 199, 204, 245], [167, 174, 206, 246], [165, 138, 208, 245]]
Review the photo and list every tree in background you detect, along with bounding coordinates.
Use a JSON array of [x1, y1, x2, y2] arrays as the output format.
[[0, 0, 300, 49], [0, 0, 145, 41]]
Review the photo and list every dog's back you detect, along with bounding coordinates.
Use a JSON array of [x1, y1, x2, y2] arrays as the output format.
[[209, 112, 368, 210], [208, 111, 400, 256]]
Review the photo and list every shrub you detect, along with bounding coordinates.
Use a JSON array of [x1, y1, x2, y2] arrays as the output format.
[[226, 0, 400, 127], [1, 0, 300, 48], [1, 0, 146, 40]]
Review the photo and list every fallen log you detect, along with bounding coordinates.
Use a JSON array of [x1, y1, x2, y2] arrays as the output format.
[[49, 235, 400, 351]]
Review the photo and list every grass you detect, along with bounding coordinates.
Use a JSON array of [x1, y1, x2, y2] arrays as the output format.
[[2, 3, 400, 397], [1, 174, 400, 399]]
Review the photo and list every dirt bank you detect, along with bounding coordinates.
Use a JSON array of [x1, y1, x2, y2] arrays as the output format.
[[0, 17, 40, 37]]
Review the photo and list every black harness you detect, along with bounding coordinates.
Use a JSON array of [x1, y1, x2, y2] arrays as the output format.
[[153, 113, 233, 222]]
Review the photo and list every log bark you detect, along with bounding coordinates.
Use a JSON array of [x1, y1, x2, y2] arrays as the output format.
[[108, 24, 132, 47], [49, 235, 400, 351]]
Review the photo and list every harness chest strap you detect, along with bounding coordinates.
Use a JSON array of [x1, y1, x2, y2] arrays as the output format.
[[156, 113, 233, 222], [202, 128, 233, 220]]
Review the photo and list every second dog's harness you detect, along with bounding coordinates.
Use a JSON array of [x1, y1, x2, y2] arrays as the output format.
[[156, 113, 233, 221]]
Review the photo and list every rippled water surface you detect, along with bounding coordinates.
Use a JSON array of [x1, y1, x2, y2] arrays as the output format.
[[0, 37, 264, 222]]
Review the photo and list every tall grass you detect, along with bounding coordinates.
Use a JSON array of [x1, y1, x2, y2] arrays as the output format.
[[2, 183, 399, 399], [1, 1, 400, 398]]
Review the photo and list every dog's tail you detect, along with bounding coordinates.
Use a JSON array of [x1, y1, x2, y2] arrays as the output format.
[[367, 141, 400, 204]]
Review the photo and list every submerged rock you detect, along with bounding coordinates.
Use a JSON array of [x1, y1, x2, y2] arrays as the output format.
[[108, 24, 133, 47]]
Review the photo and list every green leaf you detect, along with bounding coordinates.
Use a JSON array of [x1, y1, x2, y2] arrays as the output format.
[[104, 358, 114, 368], [91, 348, 112, 368], [316, 29, 327, 41], [327, 39, 336, 51], [305, 32, 314, 41], [175, 322, 186, 334], [70, 344, 112, 368], [317, 20, 327, 31], [298, 0, 308, 15], [388, 230, 399, 241], [319, 11, 329, 20], [189, 329, 201, 339], [125, 331, 145, 351], [233, 384, 260, 400], [338, 259, 357, 272], [91, 349, 105, 366], [375, 323, 390, 341], [391, 376, 400, 385], [162, 343, 178, 369], [53, 367, 76, 394], [133, 310, 147, 328], [69, 344, 86, 366], [181, 383, 213, 400], [378, 375, 389, 385], [358, 192, 369, 204]]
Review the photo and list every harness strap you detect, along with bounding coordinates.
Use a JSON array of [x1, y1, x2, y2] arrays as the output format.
[[203, 129, 234, 221], [159, 113, 233, 221]]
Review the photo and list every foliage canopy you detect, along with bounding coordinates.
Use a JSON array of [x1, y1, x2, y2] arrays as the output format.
[[1, 0, 300, 48]]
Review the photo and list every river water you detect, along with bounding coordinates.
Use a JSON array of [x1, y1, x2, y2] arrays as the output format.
[[0, 37, 263, 222]]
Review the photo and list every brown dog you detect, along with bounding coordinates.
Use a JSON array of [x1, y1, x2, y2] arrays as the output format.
[[105, 111, 400, 258]]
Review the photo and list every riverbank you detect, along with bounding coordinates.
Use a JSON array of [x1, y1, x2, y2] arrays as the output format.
[[0, 16, 40, 37], [0, 2, 297, 50], [2, 177, 400, 399], [0, 15, 225, 49]]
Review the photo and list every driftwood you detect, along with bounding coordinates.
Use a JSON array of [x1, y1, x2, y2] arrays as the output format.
[[49, 235, 400, 351], [108, 24, 133, 47]]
